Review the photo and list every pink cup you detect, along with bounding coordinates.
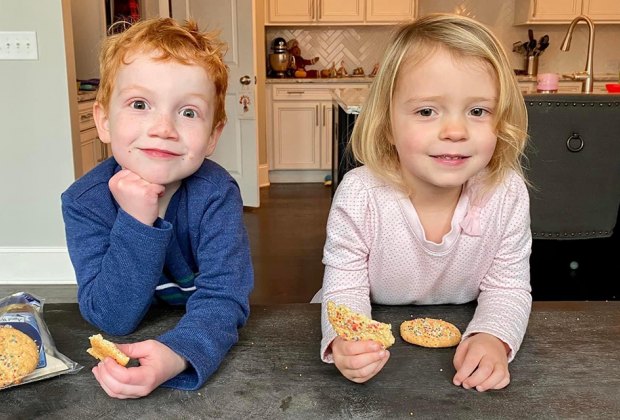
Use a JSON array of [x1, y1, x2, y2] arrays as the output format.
[[537, 73, 559, 93]]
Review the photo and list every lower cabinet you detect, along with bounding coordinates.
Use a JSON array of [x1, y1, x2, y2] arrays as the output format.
[[78, 99, 110, 176], [271, 100, 332, 170], [268, 83, 360, 182]]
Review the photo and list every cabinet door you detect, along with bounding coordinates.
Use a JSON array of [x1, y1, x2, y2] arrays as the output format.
[[267, 0, 315, 23], [319, 0, 364, 22], [272, 101, 321, 169], [320, 102, 333, 170], [366, 0, 416, 22], [533, 0, 581, 20], [80, 127, 100, 175], [582, 0, 620, 20], [514, 0, 581, 23]]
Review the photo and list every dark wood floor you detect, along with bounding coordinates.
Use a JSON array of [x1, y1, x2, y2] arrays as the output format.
[[244, 183, 332, 304], [0, 183, 331, 305], [3, 183, 616, 303]]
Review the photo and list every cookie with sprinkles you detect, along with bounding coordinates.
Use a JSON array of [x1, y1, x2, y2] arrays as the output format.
[[0, 325, 39, 388], [400, 318, 461, 348], [326, 301, 395, 348]]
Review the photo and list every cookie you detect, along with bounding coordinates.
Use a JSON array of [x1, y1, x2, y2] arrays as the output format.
[[0, 325, 39, 388], [326, 301, 395, 348], [87, 334, 130, 366], [400, 318, 461, 348]]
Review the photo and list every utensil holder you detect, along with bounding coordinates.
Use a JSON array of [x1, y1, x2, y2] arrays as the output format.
[[525, 55, 539, 76]]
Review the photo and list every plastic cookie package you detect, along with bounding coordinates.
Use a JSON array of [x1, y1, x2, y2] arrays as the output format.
[[0, 292, 82, 390]]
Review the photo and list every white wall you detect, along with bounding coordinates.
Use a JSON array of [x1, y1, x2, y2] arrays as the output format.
[[0, 0, 77, 284]]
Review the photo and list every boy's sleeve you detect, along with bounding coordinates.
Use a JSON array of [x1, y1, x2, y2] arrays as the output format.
[[62, 192, 173, 336], [156, 179, 253, 390]]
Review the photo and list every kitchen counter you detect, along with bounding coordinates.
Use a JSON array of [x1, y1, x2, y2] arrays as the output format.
[[77, 90, 97, 102], [331, 87, 368, 114], [516, 73, 618, 82], [267, 76, 374, 84], [331, 74, 619, 116], [3, 301, 619, 418]]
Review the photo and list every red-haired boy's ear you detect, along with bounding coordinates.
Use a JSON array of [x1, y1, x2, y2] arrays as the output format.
[[93, 102, 111, 144], [205, 122, 225, 157]]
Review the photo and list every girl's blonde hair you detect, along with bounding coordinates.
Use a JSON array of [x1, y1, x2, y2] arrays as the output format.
[[96, 17, 228, 131], [351, 13, 528, 192]]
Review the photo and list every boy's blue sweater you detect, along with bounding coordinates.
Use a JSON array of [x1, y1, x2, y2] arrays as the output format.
[[61, 158, 254, 390]]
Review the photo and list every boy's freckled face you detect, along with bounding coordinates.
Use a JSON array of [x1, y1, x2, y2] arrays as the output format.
[[95, 51, 222, 186], [390, 48, 498, 194]]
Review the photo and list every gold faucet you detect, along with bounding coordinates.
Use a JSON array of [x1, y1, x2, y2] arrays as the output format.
[[560, 15, 595, 93]]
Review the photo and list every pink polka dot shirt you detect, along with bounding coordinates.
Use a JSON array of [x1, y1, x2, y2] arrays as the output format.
[[315, 166, 532, 363]]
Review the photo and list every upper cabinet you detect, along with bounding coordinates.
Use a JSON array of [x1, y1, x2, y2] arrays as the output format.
[[515, 0, 620, 24], [266, 0, 416, 25], [366, 0, 416, 23]]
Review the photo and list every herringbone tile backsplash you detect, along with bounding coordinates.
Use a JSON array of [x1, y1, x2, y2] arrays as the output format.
[[266, 26, 394, 75], [266, 0, 620, 76]]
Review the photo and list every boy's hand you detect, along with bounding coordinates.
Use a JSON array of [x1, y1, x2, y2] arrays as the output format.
[[91, 339, 187, 399], [331, 336, 390, 383], [452, 332, 510, 392], [109, 169, 165, 226]]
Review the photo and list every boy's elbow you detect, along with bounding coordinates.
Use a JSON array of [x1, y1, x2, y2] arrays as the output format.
[[98, 322, 136, 336], [78, 304, 139, 336]]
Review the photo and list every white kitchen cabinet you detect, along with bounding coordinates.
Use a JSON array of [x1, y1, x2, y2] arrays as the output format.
[[78, 99, 110, 176], [267, 0, 362, 23], [268, 83, 367, 182], [515, 0, 620, 24], [266, 0, 415, 25], [269, 85, 333, 171], [366, 0, 416, 23], [271, 101, 322, 169], [320, 0, 364, 22]]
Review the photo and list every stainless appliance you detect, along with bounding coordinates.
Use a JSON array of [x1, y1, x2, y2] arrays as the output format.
[[269, 37, 290, 78], [332, 101, 360, 195]]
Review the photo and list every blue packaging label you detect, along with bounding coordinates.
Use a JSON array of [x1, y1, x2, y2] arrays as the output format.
[[0, 313, 47, 368]]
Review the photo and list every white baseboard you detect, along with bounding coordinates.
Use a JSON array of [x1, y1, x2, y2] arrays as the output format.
[[269, 170, 331, 183], [0, 247, 76, 285], [259, 164, 270, 187]]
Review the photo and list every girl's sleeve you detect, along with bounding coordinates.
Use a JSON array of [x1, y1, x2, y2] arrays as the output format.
[[463, 174, 533, 362], [62, 195, 172, 335], [156, 179, 253, 390], [319, 174, 375, 363]]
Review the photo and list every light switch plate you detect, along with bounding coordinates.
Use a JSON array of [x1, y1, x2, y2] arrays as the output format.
[[0, 31, 38, 60]]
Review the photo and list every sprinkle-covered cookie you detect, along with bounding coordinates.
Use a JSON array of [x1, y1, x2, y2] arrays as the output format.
[[400, 318, 461, 348], [0, 325, 39, 388], [327, 301, 395, 348]]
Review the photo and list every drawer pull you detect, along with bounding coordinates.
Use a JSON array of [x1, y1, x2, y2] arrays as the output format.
[[286, 91, 304, 94], [80, 113, 93, 121]]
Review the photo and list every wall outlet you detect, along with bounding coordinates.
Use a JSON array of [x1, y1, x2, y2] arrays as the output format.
[[0, 31, 38, 60]]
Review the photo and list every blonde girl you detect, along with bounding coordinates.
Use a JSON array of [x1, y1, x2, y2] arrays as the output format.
[[315, 13, 531, 392]]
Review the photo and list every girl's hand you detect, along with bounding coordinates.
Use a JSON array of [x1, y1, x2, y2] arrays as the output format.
[[91, 339, 187, 399], [331, 336, 390, 383], [452, 332, 510, 392], [108, 169, 164, 226]]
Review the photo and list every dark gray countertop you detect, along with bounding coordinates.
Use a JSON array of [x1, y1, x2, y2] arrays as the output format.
[[3, 301, 619, 419]]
